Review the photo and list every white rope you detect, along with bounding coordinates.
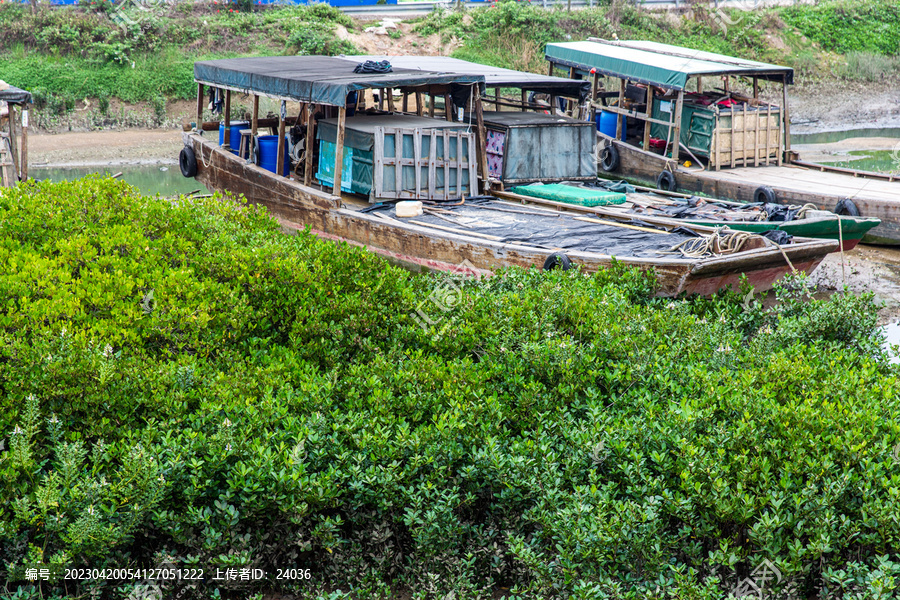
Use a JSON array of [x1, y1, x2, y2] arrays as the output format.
[[658, 229, 754, 258]]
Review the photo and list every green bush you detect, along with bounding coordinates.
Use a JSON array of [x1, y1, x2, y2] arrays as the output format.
[[1, 178, 898, 597], [781, 0, 900, 56]]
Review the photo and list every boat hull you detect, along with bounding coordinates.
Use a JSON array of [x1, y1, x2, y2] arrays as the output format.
[[186, 133, 835, 297], [601, 136, 900, 245]]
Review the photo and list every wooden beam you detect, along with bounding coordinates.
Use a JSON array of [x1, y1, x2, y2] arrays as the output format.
[[402, 92, 409, 113], [387, 88, 395, 112], [753, 77, 759, 100], [251, 95, 259, 136], [445, 94, 452, 121], [223, 89, 232, 149], [473, 93, 490, 193], [332, 106, 346, 196], [416, 92, 424, 117], [304, 104, 315, 185], [196, 83, 204, 128], [671, 90, 685, 162], [429, 93, 436, 118]]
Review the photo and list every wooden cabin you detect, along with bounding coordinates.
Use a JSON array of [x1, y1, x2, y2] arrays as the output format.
[[0, 83, 31, 187]]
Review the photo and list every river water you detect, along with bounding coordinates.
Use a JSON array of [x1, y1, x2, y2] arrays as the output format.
[[29, 165, 210, 197]]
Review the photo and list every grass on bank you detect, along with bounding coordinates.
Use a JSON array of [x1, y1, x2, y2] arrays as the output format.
[[1, 177, 899, 599]]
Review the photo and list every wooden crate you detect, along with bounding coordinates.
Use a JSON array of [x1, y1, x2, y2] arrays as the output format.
[[711, 104, 783, 170]]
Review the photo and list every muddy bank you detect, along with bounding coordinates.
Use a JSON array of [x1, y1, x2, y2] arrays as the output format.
[[808, 245, 900, 324], [29, 129, 183, 167]]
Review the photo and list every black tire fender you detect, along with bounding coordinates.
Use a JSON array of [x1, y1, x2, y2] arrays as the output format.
[[543, 253, 573, 272], [834, 198, 861, 217], [600, 144, 620, 172], [179, 146, 198, 178], [754, 185, 776, 204], [656, 169, 676, 192]]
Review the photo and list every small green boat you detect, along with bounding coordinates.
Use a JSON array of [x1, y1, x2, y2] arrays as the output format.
[[512, 181, 881, 251]]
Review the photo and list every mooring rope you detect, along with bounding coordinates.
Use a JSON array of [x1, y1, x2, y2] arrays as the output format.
[[658, 229, 754, 258]]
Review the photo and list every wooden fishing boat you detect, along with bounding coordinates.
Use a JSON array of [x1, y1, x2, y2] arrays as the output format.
[[545, 39, 900, 244], [179, 55, 837, 296]]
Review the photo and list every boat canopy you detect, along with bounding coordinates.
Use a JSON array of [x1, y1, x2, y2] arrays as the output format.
[[0, 85, 32, 105], [194, 56, 485, 107], [545, 40, 794, 90], [346, 55, 591, 99]]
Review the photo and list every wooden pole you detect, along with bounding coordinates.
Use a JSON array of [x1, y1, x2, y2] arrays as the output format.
[[416, 92, 424, 117], [276, 102, 286, 177], [304, 104, 316, 185], [697, 76, 702, 93], [782, 74, 792, 163], [402, 92, 409, 113], [671, 90, 685, 162], [7, 104, 19, 181], [753, 77, 759, 100], [332, 106, 346, 196], [643, 86, 653, 151], [20, 105, 28, 181], [251, 95, 259, 137], [429, 93, 436, 118], [445, 94, 452, 121], [521, 89, 528, 111], [547, 62, 554, 76], [223, 89, 232, 148], [615, 79, 625, 140], [387, 88, 395, 112], [473, 92, 490, 193], [196, 83, 204, 128]]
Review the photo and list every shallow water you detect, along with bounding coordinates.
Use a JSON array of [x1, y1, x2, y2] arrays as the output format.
[[813, 149, 900, 175], [30, 165, 209, 198], [883, 322, 900, 365], [793, 127, 900, 145]]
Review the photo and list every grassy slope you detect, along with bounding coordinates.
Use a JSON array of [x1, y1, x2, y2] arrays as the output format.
[[1, 0, 899, 114]]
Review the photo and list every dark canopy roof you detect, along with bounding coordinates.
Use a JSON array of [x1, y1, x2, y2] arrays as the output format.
[[546, 40, 794, 90], [347, 55, 591, 99], [0, 85, 32, 105], [194, 56, 484, 107]]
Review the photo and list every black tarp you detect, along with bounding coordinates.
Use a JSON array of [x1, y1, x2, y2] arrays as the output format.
[[194, 56, 484, 107], [346, 55, 591, 99], [373, 199, 706, 259], [0, 85, 32, 105]]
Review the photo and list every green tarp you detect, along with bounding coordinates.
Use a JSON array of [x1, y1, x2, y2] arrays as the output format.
[[510, 184, 627, 207], [545, 40, 793, 91]]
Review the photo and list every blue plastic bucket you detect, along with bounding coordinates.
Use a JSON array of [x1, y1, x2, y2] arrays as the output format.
[[597, 111, 626, 141], [219, 121, 250, 156], [258, 135, 290, 175]]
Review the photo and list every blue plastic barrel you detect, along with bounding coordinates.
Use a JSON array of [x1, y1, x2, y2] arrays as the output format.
[[258, 135, 291, 175], [219, 121, 250, 156], [597, 111, 626, 141]]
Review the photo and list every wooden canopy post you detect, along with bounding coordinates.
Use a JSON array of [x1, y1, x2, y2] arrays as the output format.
[[473, 92, 490, 194], [387, 88, 395, 112], [276, 101, 286, 177], [429, 92, 436, 118], [20, 105, 28, 181], [590, 71, 599, 120], [445, 94, 452, 121], [547, 62, 554, 76], [196, 83, 204, 128], [753, 77, 759, 100], [415, 92, 424, 117], [782, 74, 792, 163], [671, 90, 685, 162], [643, 86, 653, 151], [402, 92, 409, 113], [223, 89, 232, 149], [304, 104, 316, 185], [615, 79, 625, 140], [521, 89, 528, 111], [332, 106, 347, 196], [697, 76, 702, 93], [7, 104, 19, 181]]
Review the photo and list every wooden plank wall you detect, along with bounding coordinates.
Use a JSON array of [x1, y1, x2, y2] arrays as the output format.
[[712, 108, 782, 169]]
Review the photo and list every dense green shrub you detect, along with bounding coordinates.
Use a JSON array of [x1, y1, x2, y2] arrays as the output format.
[[781, 0, 900, 56], [1, 178, 899, 599]]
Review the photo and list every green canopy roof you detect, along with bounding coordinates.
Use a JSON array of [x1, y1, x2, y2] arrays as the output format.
[[545, 40, 793, 90]]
